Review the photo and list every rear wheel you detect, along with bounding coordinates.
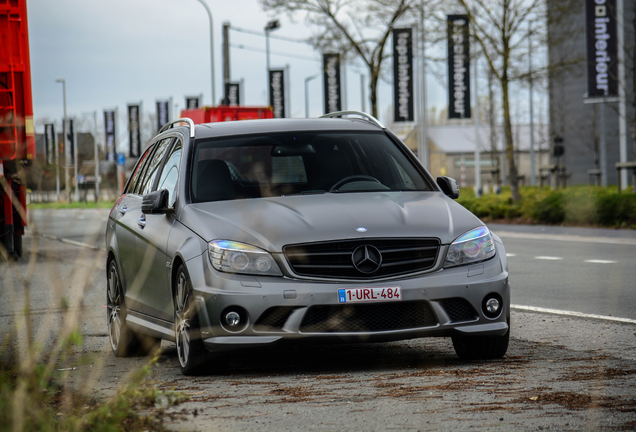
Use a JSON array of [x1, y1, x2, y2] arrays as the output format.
[[452, 317, 510, 360], [107, 259, 159, 356]]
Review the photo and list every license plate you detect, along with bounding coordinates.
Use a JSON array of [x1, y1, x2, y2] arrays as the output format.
[[338, 287, 401, 303]]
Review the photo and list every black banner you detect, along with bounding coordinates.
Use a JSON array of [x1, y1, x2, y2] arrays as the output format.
[[224, 83, 241, 106], [323, 53, 342, 114], [185, 96, 200, 109], [585, 0, 618, 98], [64, 119, 75, 165], [128, 104, 141, 158], [269, 70, 286, 118], [44, 123, 55, 166], [104, 110, 116, 163], [447, 15, 471, 119], [393, 28, 414, 122], [156, 100, 170, 133]]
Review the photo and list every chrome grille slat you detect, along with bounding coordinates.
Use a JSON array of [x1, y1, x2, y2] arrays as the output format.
[[283, 238, 440, 279]]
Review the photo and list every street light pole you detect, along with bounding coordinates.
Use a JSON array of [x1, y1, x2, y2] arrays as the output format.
[[195, 0, 216, 105], [305, 74, 318, 118], [528, 21, 536, 187], [55, 78, 69, 203]]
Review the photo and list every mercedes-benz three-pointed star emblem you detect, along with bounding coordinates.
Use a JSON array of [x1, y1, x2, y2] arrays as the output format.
[[352, 245, 383, 274]]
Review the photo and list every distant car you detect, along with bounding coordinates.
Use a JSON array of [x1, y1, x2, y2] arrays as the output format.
[[105, 111, 510, 375]]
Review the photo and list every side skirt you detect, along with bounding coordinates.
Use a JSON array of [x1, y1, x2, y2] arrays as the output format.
[[127, 310, 175, 342]]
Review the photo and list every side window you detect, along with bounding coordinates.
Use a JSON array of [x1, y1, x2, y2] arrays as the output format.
[[139, 138, 172, 196], [156, 139, 182, 207], [126, 146, 154, 194]]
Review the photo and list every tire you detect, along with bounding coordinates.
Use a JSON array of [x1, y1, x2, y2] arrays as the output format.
[[107, 259, 158, 356], [452, 317, 510, 360], [174, 264, 211, 375], [13, 234, 22, 258]]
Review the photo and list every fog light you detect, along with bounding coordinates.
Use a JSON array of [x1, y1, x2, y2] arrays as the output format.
[[482, 294, 503, 319], [486, 298, 500, 314], [225, 311, 241, 327]]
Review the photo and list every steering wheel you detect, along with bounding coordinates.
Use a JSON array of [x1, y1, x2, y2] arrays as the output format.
[[329, 175, 382, 192]]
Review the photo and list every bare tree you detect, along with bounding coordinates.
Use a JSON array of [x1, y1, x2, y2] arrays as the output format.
[[455, 0, 548, 203], [259, 0, 421, 118]]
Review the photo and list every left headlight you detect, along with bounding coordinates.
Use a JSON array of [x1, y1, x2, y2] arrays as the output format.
[[444, 226, 496, 268], [208, 240, 283, 276]]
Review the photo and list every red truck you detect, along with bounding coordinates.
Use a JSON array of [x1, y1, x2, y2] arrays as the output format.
[[180, 105, 274, 124], [1, 0, 35, 258]]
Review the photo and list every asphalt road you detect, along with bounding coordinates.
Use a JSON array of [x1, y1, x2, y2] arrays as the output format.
[[1, 232, 635, 431], [489, 224, 636, 320]]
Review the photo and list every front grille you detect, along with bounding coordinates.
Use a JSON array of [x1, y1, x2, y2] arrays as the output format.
[[283, 238, 439, 279], [441, 298, 478, 322], [254, 306, 297, 332], [300, 301, 438, 333]]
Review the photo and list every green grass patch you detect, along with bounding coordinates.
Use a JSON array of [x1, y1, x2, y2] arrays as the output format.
[[28, 201, 116, 210]]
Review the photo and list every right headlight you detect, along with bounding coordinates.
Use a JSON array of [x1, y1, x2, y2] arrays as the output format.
[[208, 240, 283, 276], [444, 226, 496, 268]]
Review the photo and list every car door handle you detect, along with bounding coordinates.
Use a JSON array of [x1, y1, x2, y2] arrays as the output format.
[[137, 214, 146, 228], [119, 204, 127, 215]]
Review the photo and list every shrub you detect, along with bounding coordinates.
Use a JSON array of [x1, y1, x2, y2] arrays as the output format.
[[530, 191, 565, 224], [596, 191, 636, 227]]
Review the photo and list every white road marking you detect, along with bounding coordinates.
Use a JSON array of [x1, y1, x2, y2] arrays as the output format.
[[512, 304, 636, 325], [494, 231, 636, 246], [534, 256, 563, 260], [584, 259, 617, 264], [506, 253, 517, 257], [33, 233, 104, 251]]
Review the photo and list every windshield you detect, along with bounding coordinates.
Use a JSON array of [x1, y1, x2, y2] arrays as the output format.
[[191, 131, 432, 202]]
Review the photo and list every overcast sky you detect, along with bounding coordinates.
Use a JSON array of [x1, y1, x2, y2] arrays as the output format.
[[27, 0, 454, 146]]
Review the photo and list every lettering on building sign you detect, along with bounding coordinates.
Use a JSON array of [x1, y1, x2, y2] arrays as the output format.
[[128, 105, 140, 158], [326, 57, 340, 113], [585, 0, 617, 98], [447, 15, 471, 119], [227, 85, 239, 106], [594, 3, 611, 94], [452, 20, 467, 117], [393, 28, 414, 122], [270, 71, 285, 118]]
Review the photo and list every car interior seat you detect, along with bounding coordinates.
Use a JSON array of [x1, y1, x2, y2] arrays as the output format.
[[196, 159, 236, 202]]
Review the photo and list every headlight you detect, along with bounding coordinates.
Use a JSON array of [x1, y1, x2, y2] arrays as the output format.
[[444, 226, 496, 268], [208, 240, 283, 276]]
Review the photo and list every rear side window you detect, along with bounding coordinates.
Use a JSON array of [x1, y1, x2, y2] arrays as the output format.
[[138, 138, 172, 196], [125, 146, 154, 195], [157, 139, 182, 207]]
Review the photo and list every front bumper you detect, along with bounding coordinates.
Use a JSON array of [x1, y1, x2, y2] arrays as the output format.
[[188, 242, 510, 352]]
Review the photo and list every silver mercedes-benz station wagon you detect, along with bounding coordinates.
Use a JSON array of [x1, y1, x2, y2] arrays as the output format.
[[106, 111, 510, 375]]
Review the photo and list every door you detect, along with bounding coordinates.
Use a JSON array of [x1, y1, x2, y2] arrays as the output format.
[[113, 145, 154, 312]]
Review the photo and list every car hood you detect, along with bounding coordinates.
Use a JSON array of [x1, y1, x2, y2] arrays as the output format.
[[180, 192, 483, 252]]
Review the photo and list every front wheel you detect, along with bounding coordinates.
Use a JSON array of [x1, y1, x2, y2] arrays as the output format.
[[174, 265, 210, 375], [452, 317, 510, 360]]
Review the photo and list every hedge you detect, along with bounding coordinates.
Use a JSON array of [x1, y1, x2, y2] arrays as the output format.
[[456, 186, 636, 229]]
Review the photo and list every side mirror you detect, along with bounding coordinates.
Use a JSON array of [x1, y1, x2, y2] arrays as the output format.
[[436, 176, 460, 199], [142, 189, 174, 214]]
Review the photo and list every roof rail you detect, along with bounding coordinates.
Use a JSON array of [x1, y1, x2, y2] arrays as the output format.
[[158, 118, 195, 138], [319, 110, 385, 129]]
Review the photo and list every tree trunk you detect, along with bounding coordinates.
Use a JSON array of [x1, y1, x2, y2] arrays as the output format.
[[501, 77, 521, 203], [369, 67, 380, 118]]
